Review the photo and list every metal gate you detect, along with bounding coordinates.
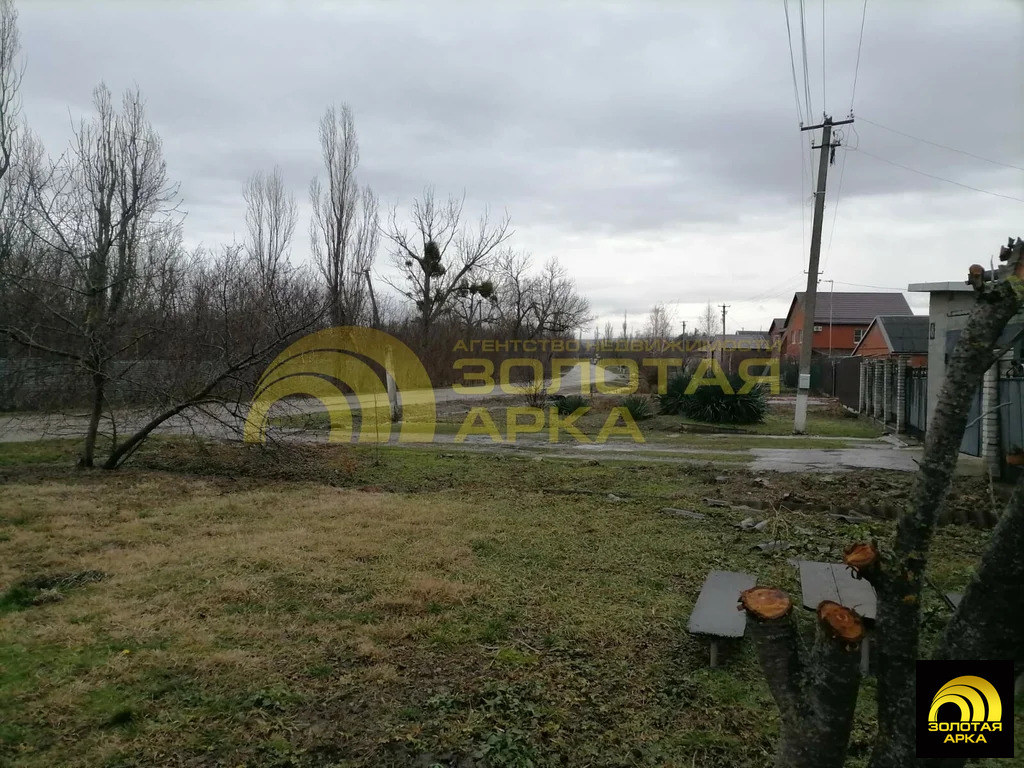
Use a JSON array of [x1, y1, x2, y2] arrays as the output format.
[[906, 367, 927, 436], [960, 390, 982, 456]]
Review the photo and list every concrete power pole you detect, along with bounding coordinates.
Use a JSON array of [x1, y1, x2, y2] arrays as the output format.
[[793, 114, 852, 433], [719, 304, 729, 370]]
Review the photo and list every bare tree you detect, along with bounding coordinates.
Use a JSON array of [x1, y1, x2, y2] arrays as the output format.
[[0, 0, 21, 186], [9, 85, 180, 466], [310, 104, 377, 326], [494, 249, 533, 337], [0, 0, 30, 275], [451, 277, 498, 332], [744, 238, 1024, 768], [642, 302, 675, 341], [526, 257, 592, 337], [696, 301, 719, 339], [384, 187, 512, 339], [602, 320, 615, 346], [243, 166, 296, 295]]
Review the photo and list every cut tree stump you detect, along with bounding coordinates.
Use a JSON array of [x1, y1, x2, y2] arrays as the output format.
[[796, 560, 877, 674], [687, 570, 756, 667]]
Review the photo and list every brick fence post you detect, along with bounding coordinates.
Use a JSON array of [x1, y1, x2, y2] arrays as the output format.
[[859, 360, 867, 413], [882, 358, 892, 425], [896, 356, 908, 433], [873, 360, 883, 419]]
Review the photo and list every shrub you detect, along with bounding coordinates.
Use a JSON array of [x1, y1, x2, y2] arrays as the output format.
[[620, 394, 653, 421], [520, 382, 548, 409], [554, 394, 590, 415], [657, 372, 691, 416], [658, 371, 768, 425]]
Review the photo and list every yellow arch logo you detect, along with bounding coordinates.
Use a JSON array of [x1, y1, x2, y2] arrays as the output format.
[[928, 676, 1002, 723], [243, 327, 435, 444]]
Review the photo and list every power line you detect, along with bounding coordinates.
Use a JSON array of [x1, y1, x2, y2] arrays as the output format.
[[821, 0, 826, 114], [822, 140, 849, 274], [853, 147, 1024, 203], [782, 0, 805, 125], [831, 279, 906, 291], [857, 116, 1024, 172], [798, 0, 813, 121], [849, 0, 868, 111]]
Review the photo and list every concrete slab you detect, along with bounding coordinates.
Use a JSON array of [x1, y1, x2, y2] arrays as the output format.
[[687, 570, 756, 638]]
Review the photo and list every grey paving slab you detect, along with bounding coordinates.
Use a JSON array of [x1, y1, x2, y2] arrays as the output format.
[[834, 566, 877, 620], [797, 561, 877, 620], [687, 570, 756, 638], [798, 560, 841, 609]]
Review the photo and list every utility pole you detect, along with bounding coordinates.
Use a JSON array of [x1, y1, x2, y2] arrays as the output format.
[[793, 114, 852, 433], [719, 304, 729, 370]]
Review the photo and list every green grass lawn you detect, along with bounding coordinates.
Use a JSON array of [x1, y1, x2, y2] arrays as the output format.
[[0, 441, 1018, 767]]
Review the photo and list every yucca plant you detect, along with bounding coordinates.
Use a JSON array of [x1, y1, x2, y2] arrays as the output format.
[[620, 394, 653, 421], [657, 372, 692, 415], [555, 394, 590, 415], [658, 371, 768, 424]]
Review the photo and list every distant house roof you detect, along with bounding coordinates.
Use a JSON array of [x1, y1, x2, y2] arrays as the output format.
[[768, 318, 786, 333], [785, 292, 913, 326], [852, 315, 929, 356], [733, 329, 769, 340]]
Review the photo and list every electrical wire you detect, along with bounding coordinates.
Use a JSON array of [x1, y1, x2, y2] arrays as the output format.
[[821, 139, 848, 274], [853, 147, 1024, 204], [849, 0, 868, 112], [748, 272, 806, 303], [821, 0, 826, 114], [798, 0, 814, 122], [857, 117, 1024, 172], [782, 0, 806, 125], [831, 280, 905, 291]]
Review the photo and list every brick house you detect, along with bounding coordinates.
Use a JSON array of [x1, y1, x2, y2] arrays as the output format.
[[850, 315, 929, 368], [780, 292, 914, 359]]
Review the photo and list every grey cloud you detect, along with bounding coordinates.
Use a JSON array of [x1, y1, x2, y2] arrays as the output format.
[[13, 0, 1024, 333]]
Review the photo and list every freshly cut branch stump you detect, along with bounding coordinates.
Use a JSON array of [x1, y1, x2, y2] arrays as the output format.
[[817, 600, 865, 643], [740, 587, 792, 620], [843, 542, 878, 574]]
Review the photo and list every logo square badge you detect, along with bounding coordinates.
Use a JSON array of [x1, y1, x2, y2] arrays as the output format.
[[916, 660, 1015, 759]]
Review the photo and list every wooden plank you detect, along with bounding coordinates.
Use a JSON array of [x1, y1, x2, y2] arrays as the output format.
[[798, 560, 841, 610], [833, 564, 877, 621], [687, 570, 756, 638]]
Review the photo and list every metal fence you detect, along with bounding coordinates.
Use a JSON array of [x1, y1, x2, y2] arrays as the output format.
[[999, 375, 1024, 456], [906, 367, 927, 436], [0, 358, 235, 411]]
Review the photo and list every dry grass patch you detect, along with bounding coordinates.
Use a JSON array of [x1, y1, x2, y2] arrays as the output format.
[[0, 452, 1011, 768]]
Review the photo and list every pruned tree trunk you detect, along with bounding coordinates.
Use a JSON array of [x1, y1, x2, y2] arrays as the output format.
[[936, 476, 1024, 663], [741, 588, 864, 768], [748, 238, 1024, 768], [865, 247, 1024, 768]]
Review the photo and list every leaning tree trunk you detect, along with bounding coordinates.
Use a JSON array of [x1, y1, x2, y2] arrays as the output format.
[[748, 238, 1024, 768], [741, 588, 864, 768], [862, 243, 1024, 768], [917, 476, 1024, 768], [80, 365, 106, 468]]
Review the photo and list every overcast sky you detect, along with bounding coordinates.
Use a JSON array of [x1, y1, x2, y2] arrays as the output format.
[[16, 0, 1024, 334]]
